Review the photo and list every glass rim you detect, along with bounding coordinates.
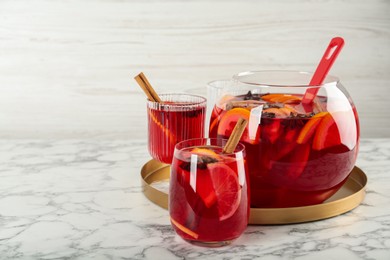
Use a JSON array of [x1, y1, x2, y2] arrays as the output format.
[[146, 93, 207, 108], [207, 79, 231, 89], [232, 70, 340, 88], [174, 137, 246, 155]]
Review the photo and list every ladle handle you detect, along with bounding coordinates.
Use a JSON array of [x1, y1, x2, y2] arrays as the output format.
[[302, 37, 345, 104]]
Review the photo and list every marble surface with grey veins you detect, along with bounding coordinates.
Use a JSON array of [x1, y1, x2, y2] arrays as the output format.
[[0, 139, 389, 259]]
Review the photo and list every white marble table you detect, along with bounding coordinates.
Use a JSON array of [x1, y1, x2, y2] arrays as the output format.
[[0, 139, 389, 259]]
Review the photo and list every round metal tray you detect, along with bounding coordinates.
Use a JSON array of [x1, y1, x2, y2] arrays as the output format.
[[141, 159, 367, 224]]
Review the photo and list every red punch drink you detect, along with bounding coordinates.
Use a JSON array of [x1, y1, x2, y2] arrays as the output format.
[[147, 94, 206, 164], [209, 91, 359, 208], [169, 138, 249, 247]]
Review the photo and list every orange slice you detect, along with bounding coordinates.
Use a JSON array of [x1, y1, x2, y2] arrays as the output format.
[[217, 108, 259, 144], [276, 96, 302, 104], [313, 113, 342, 150], [262, 94, 285, 101], [296, 112, 329, 144], [262, 94, 302, 104], [263, 107, 293, 118], [170, 217, 199, 239], [191, 148, 219, 160], [209, 106, 223, 137], [192, 147, 217, 156], [207, 163, 241, 221], [209, 117, 219, 137], [148, 110, 176, 145]]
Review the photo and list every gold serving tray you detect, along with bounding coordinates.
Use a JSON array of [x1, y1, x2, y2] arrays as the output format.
[[141, 159, 367, 224]]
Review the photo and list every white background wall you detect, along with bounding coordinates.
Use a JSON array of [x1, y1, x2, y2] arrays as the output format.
[[0, 0, 389, 139]]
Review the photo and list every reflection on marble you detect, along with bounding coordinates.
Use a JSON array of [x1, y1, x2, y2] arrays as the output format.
[[0, 139, 389, 259]]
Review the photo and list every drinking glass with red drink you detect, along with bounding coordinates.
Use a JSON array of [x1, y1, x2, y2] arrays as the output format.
[[169, 138, 250, 247], [147, 94, 206, 164], [208, 71, 360, 208]]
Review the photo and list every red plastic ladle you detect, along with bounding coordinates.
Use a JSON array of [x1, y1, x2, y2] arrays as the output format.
[[301, 37, 345, 104]]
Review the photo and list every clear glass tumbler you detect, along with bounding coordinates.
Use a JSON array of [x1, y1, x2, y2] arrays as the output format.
[[147, 94, 206, 164], [169, 138, 250, 247]]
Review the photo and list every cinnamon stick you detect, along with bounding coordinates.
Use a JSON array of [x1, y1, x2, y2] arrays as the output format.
[[134, 72, 162, 102], [222, 118, 248, 154]]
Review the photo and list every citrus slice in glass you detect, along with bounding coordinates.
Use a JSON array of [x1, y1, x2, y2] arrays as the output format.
[[262, 94, 302, 104], [263, 107, 295, 118], [148, 110, 176, 145], [170, 217, 199, 239], [207, 163, 241, 221], [313, 113, 342, 150], [297, 112, 329, 144], [192, 148, 219, 159], [217, 108, 259, 144]]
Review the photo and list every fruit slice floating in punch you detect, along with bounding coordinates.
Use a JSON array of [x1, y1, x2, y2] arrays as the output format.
[[189, 147, 221, 208], [261, 106, 298, 144], [263, 107, 295, 118], [170, 217, 199, 239], [313, 112, 342, 150], [148, 110, 176, 145], [296, 112, 329, 144], [262, 94, 302, 104], [191, 148, 219, 159], [207, 163, 241, 221], [217, 108, 259, 144]]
